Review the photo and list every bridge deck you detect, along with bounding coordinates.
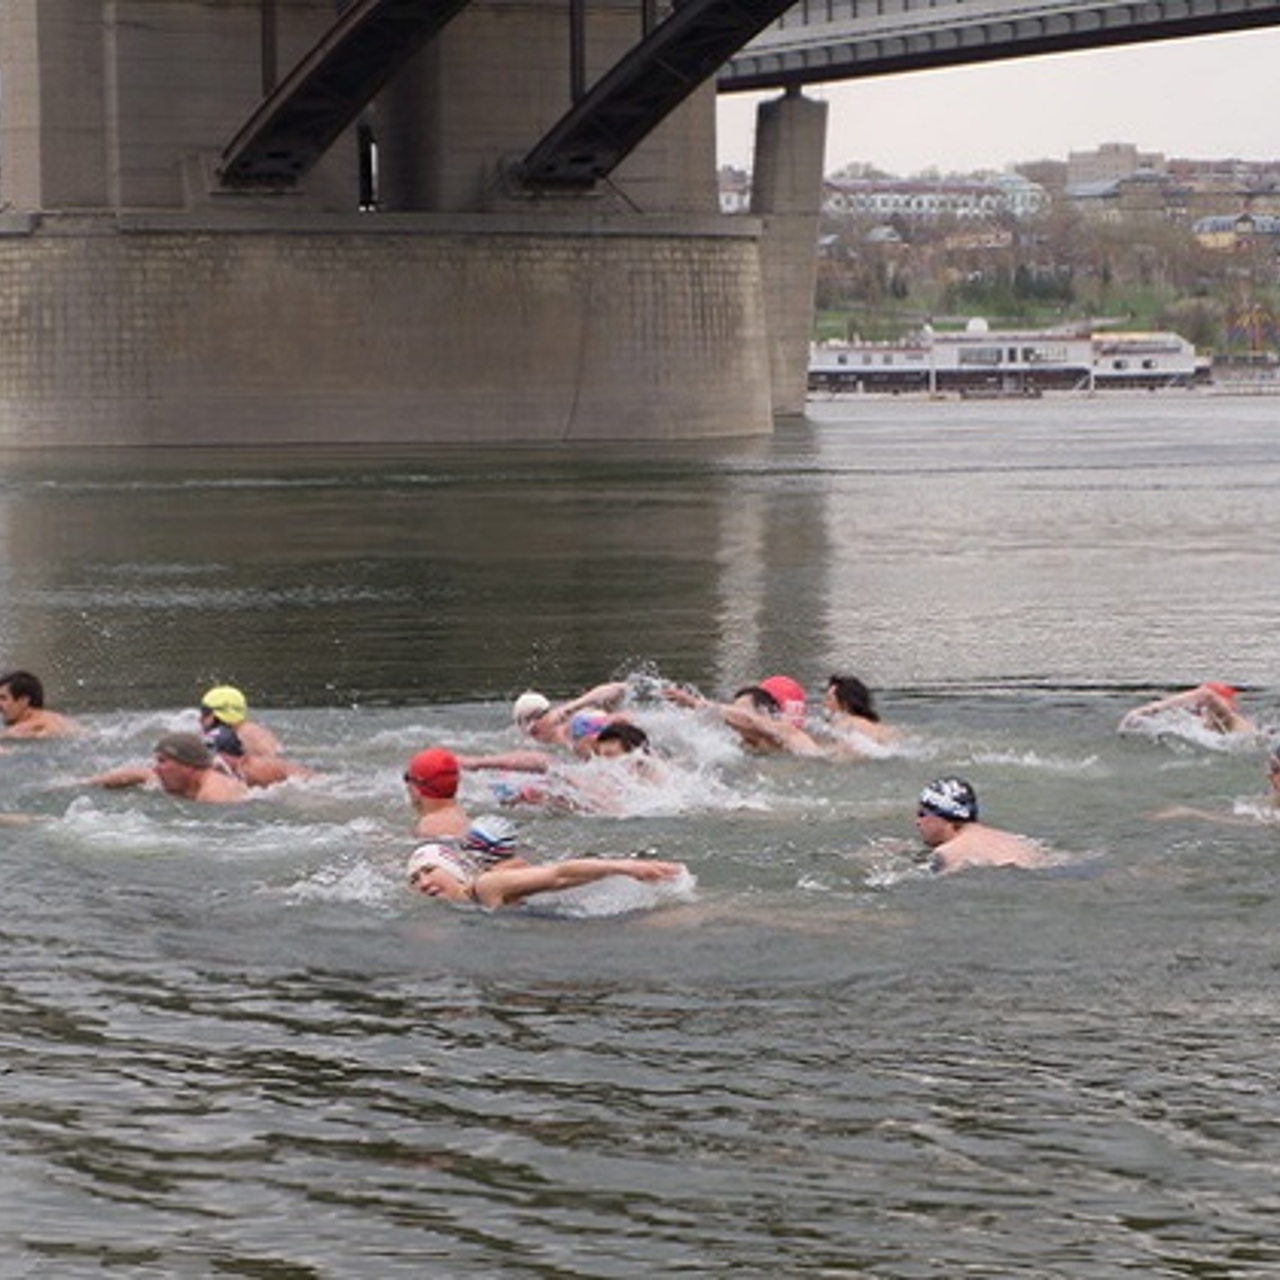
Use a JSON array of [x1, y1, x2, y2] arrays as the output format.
[[722, 0, 1280, 90]]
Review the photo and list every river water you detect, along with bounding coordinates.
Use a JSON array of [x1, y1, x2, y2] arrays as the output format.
[[2, 394, 1279, 1276]]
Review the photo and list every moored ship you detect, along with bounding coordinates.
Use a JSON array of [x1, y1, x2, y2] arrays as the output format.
[[810, 319, 1210, 396]]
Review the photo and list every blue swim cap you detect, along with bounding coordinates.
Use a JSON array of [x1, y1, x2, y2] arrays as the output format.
[[570, 711, 609, 742]]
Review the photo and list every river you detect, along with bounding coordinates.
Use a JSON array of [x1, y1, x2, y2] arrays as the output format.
[[2, 393, 1279, 1275]]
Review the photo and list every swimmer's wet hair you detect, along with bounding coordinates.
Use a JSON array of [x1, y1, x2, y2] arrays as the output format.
[[596, 722, 650, 753], [733, 685, 781, 716]]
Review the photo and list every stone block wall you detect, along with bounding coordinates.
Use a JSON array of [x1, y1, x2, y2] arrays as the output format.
[[0, 213, 772, 446]]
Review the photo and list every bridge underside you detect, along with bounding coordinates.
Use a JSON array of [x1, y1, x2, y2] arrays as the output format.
[[220, 0, 1280, 195], [220, 0, 474, 186], [722, 0, 1280, 91], [517, 0, 801, 186]]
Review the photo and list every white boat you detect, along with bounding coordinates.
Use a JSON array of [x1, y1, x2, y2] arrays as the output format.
[[810, 319, 1208, 395]]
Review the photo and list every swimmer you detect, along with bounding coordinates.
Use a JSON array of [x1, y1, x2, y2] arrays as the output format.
[[666, 676, 828, 758], [88, 732, 249, 803], [461, 721, 665, 815], [1152, 745, 1280, 825], [0, 670, 81, 739], [458, 713, 641, 778], [590, 721, 671, 784], [1119, 682, 1257, 737], [511, 681, 628, 750], [406, 842, 687, 910], [592, 721, 651, 760], [559, 722, 674, 813], [824, 674, 901, 748], [404, 747, 471, 838], [198, 685, 306, 786], [915, 776, 1047, 873]]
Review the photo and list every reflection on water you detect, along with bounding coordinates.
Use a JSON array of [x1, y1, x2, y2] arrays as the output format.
[[3, 395, 1279, 714], [3, 397, 1280, 1275]]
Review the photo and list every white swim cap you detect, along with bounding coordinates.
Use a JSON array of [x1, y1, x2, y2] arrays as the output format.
[[406, 843, 476, 885], [512, 690, 551, 726]]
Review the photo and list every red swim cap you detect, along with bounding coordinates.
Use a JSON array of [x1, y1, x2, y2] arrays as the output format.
[[1203, 682, 1238, 702], [404, 747, 460, 798], [759, 675, 807, 726]]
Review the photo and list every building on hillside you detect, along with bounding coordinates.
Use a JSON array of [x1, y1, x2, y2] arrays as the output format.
[[1066, 170, 1193, 222], [1067, 143, 1166, 188], [1192, 212, 1280, 251]]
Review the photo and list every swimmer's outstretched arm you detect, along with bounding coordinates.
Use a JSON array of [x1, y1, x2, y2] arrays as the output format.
[[1149, 804, 1259, 827], [1120, 685, 1255, 735], [721, 705, 827, 758], [553, 681, 628, 718], [662, 685, 708, 710], [473, 857, 686, 908], [84, 765, 153, 789]]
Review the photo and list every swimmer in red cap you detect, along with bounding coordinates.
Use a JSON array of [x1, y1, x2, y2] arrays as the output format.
[[1120, 682, 1257, 737], [403, 747, 471, 838], [665, 677, 830, 757]]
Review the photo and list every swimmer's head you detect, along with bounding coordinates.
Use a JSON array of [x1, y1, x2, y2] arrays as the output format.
[[758, 675, 807, 727], [406, 842, 477, 890], [154, 732, 214, 771], [200, 685, 248, 726], [0, 670, 44, 709], [404, 747, 460, 799], [460, 814, 519, 862], [594, 722, 650, 758], [825, 674, 879, 722], [512, 691, 551, 730], [1203, 682, 1239, 702], [918, 777, 979, 824], [733, 685, 782, 717]]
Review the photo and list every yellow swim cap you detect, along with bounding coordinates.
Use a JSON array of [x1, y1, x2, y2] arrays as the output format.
[[200, 685, 248, 726]]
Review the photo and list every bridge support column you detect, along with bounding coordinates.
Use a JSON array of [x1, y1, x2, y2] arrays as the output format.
[[751, 89, 827, 416], [0, 0, 109, 210]]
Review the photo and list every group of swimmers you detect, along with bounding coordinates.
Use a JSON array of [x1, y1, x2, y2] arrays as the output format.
[[0, 672, 305, 802], [4, 667, 1276, 910]]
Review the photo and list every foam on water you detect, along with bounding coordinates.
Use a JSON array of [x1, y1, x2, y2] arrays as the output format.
[[515, 865, 698, 919]]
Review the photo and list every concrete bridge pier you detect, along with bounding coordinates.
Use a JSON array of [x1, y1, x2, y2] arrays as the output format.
[[751, 88, 828, 417]]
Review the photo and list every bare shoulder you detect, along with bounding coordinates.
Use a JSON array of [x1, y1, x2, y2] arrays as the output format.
[[938, 823, 1047, 872]]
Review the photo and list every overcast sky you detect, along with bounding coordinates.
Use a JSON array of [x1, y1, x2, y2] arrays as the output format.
[[716, 28, 1280, 176]]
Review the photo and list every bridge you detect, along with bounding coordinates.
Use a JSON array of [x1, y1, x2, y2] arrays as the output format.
[[1, 0, 1277, 448]]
